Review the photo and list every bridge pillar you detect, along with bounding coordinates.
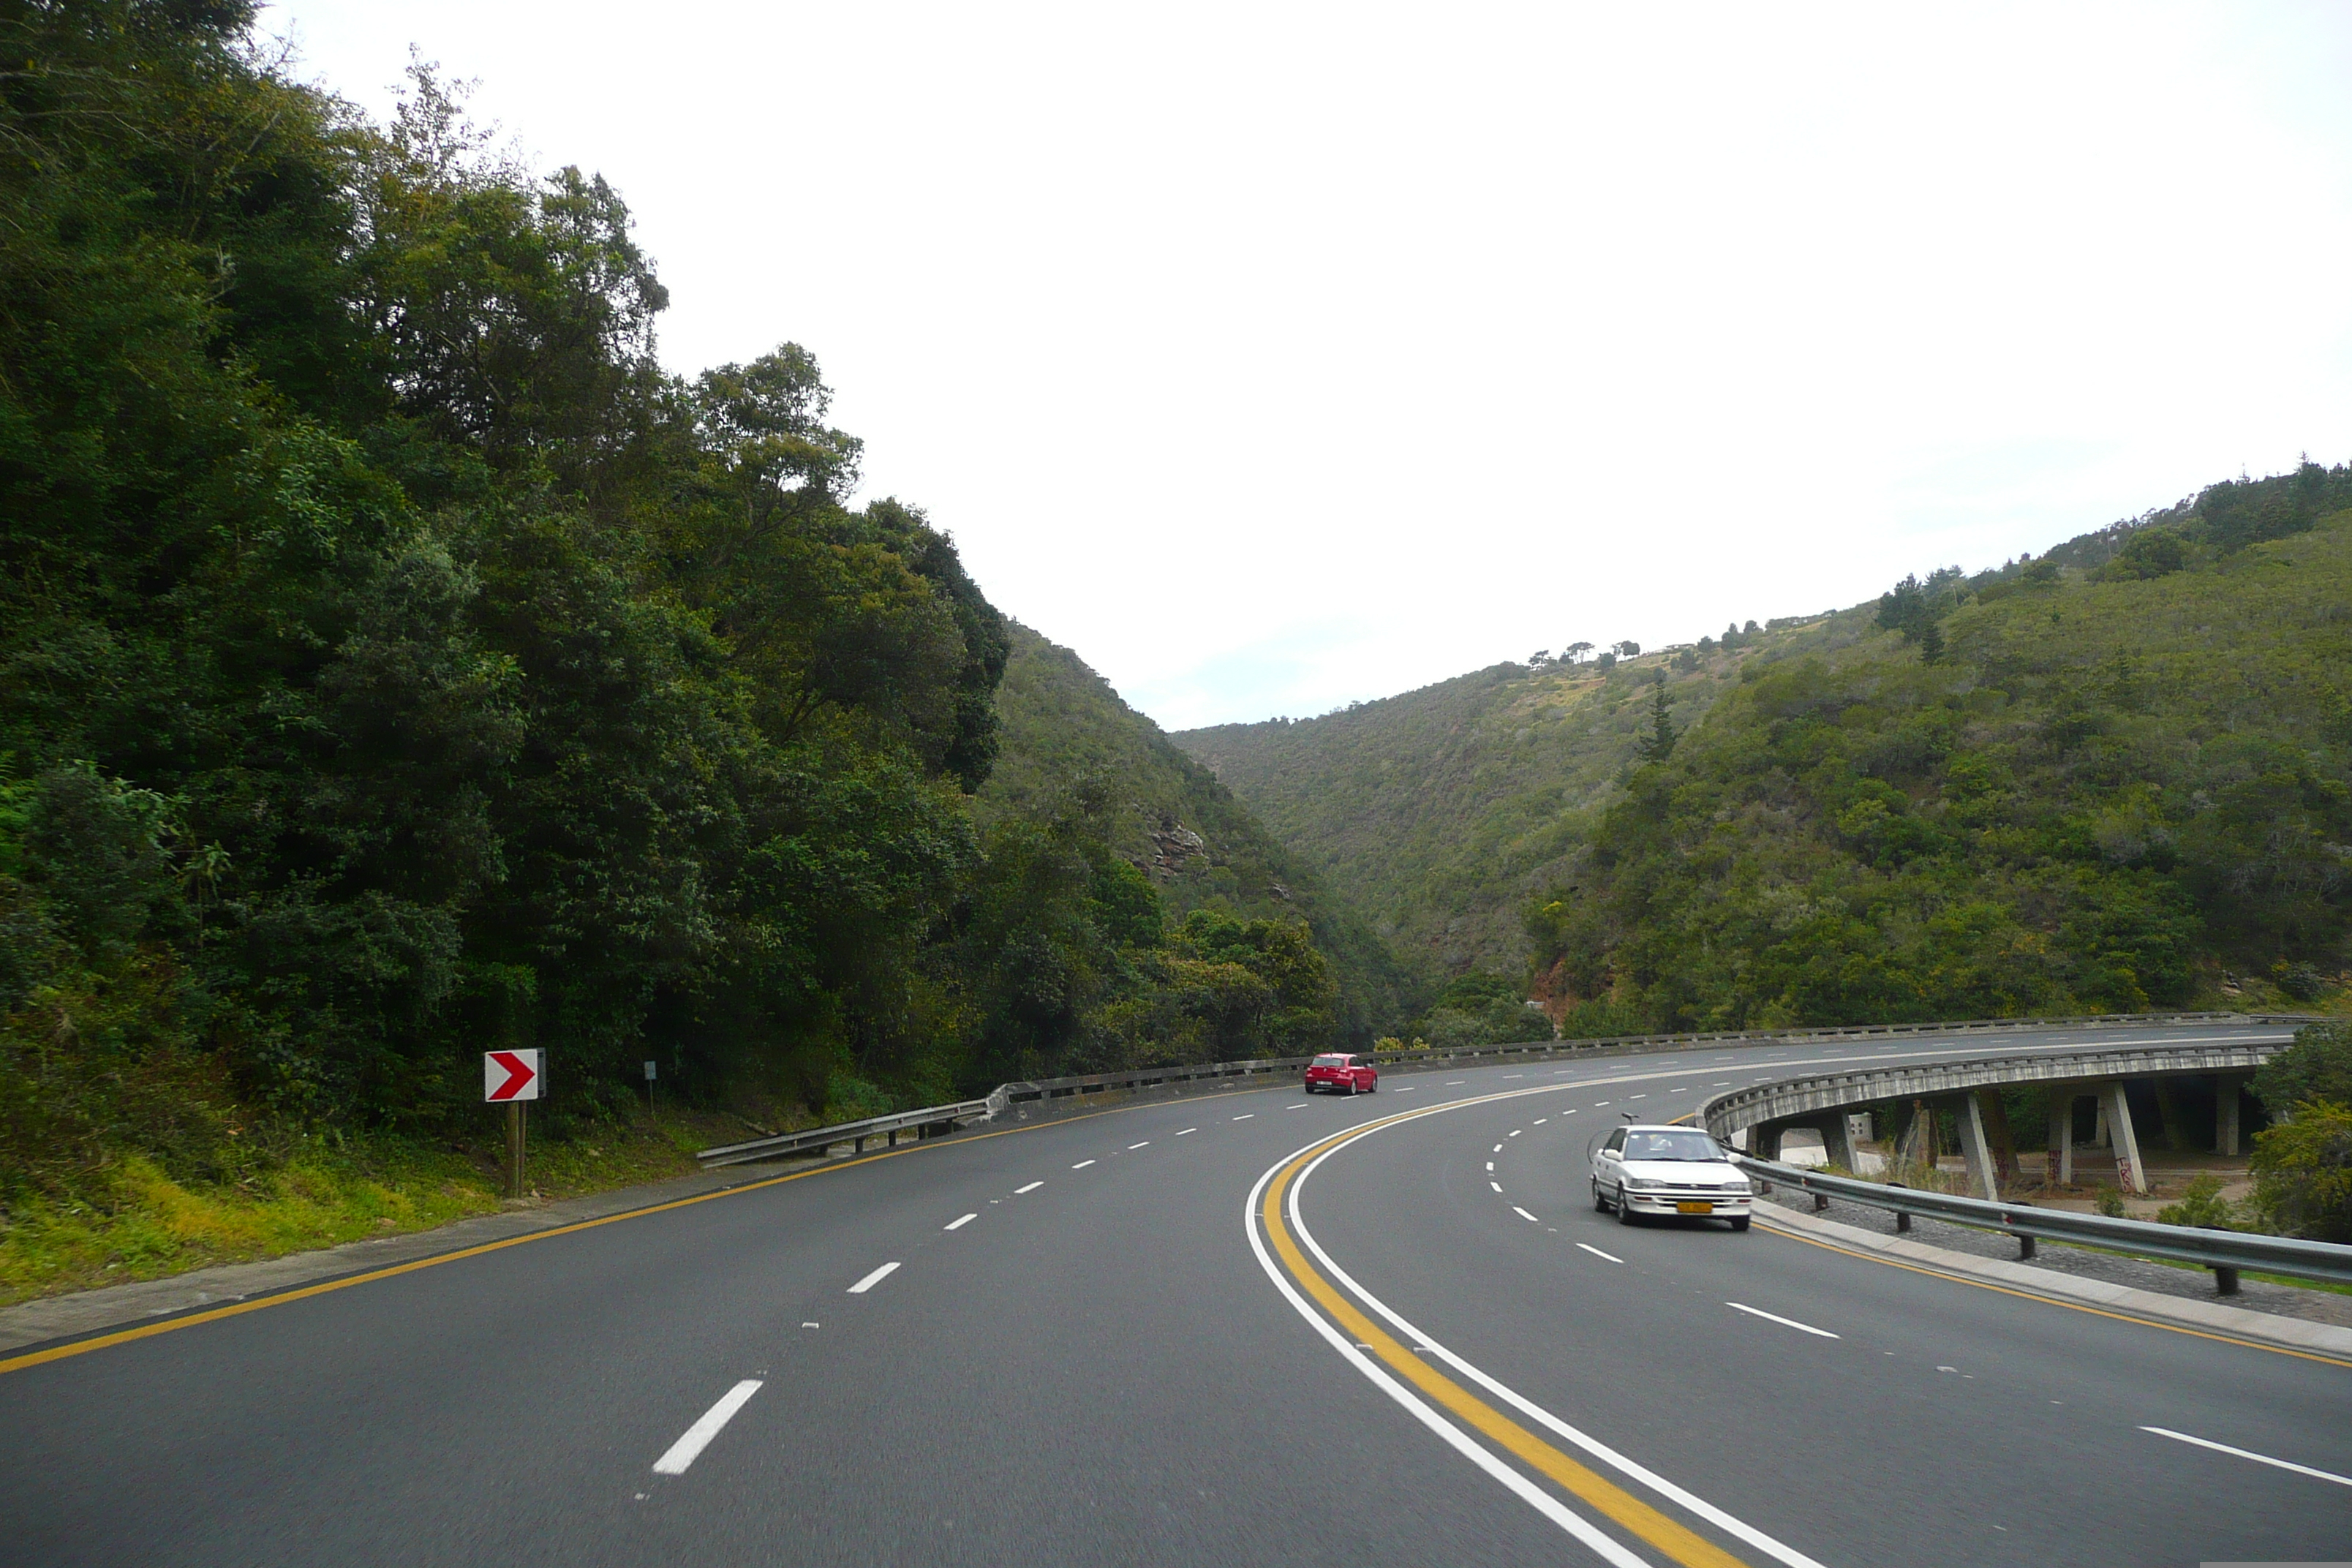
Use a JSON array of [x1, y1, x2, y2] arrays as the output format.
[[1754, 1121, 1787, 1162], [1820, 1114, 1862, 1174], [2215, 1074, 2247, 1157], [2096, 1080, 2149, 1196], [2046, 1090, 2076, 1186], [1956, 1093, 2000, 1200]]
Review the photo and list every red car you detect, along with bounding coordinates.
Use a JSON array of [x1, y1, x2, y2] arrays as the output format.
[[1303, 1052, 1379, 1095]]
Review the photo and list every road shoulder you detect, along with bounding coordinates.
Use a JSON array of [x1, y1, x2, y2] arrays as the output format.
[[0, 1164, 770, 1356], [1749, 1199, 2352, 1360]]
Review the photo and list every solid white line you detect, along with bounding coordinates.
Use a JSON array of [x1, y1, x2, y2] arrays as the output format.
[[651, 1380, 763, 1475], [1276, 1125, 1828, 1568], [1071, 1159, 1096, 1169], [945, 1213, 976, 1231], [1014, 1180, 1043, 1194], [1129, 1141, 1150, 1150], [1513, 1207, 1540, 1223], [2139, 1426, 2352, 1488], [1726, 1302, 1839, 1338], [1177, 1128, 1196, 1136], [1234, 1114, 1255, 1120], [1576, 1243, 1623, 1263], [1243, 1145, 1651, 1567], [847, 1262, 901, 1294]]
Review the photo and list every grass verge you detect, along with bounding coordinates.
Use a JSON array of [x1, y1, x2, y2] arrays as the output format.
[[0, 1112, 731, 1310]]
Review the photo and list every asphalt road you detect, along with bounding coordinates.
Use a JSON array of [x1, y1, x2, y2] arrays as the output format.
[[4, 1023, 2345, 1567]]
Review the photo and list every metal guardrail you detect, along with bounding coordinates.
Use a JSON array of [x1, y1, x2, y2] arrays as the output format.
[[1733, 1155, 2352, 1292], [697, 1098, 998, 1169], [695, 1011, 2311, 1169]]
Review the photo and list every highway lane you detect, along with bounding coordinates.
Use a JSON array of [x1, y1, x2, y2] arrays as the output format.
[[2, 1023, 2339, 1565], [1270, 1025, 2352, 1566]]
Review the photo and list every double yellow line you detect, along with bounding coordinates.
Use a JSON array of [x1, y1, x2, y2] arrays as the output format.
[[1257, 1118, 1755, 1568]]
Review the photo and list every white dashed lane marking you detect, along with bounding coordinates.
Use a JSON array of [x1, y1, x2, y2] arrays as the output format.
[[847, 1262, 901, 1294], [1726, 1303, 1838, 1338], [944, 1213, 976, 1231], [1576, 1243, 1623, 1263], [1128, 1142, 1150, 1150], [1014, 1181, 1043, 1194], [651, 1380, 764, 1476], [2139, 1427, 2352, 1489], [1071, 1160, 1096, 1170], [1512, 1207, 1539, 1223]]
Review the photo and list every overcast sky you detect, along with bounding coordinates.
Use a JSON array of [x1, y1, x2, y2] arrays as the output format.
[[266, 1, 2352, 731]]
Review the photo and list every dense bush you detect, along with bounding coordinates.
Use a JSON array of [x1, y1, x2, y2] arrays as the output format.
[[2253, 1022, 2352, 1115], [0, 4, 1362, 1218], [2250, 1101, 2352, 1243]]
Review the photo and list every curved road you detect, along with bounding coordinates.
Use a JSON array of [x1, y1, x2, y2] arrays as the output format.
[[4, 1022, 2344, 1566]]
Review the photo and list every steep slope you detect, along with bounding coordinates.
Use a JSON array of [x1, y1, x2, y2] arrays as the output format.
[[1534, 500, 2352, 1033], [1176, 617, 1860, 974], [1179, 465, 2352, 1031], [983, 622, 1416, 1041]]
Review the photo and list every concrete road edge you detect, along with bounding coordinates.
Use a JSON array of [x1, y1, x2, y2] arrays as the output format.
[[1749, 1202, 2352, 1360]]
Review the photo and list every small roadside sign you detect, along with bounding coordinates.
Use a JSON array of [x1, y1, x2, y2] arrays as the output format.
[[643, 1060, 657, 1081], [484, 1049, 542, 1102]]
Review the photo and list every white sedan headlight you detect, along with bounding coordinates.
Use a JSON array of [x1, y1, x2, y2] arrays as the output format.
[[1624, 1177, 1665, 1191]]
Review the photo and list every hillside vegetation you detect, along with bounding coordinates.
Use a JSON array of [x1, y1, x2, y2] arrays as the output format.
[[1176, 619, 1842, 976], [1187, 466, 2352, 1039], [0, 5, 1382, 1300], [1534, 478, 2352, 1036], [981, 625, 1414, 1048]]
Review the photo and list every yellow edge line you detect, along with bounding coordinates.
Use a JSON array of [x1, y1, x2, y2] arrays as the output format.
[[0, 1090, 1232, 1378], [1752, 1221, 2352, 1370], [1261, 1125, 1752, 1568]]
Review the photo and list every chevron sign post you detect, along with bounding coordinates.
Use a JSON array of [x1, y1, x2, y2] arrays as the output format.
[[485, 1049, 543, 1198]]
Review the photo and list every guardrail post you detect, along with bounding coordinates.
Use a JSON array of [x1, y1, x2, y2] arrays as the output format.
[[2213, 1267, 2240, 1296], [2018, 1235, 2037, 1260]]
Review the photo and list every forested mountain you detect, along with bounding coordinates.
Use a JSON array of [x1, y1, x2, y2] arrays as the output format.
[[981, 624, 1414, 1049], [1182, 469, 2352, 1038], [1175, 616, 1833, 974], [0, 1, 1379, 1237]]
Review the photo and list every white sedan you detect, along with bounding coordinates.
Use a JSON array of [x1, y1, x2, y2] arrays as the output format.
[[1591, 1124, 1754, 1230]]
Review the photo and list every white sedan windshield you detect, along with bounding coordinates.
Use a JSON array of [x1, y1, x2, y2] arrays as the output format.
[[1624, 1131, 1726, 1161]]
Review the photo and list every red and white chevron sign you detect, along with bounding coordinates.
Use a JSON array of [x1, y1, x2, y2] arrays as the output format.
[[483, 1049, 542, 1102]]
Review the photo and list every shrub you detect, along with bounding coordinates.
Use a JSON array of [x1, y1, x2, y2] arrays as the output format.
[[2249, 1100, 2352, 1243], [2251, 1022, 2352, 1115], [2155, 1172, 2234, 1229], [2092, 1184, 2127, 1218]]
